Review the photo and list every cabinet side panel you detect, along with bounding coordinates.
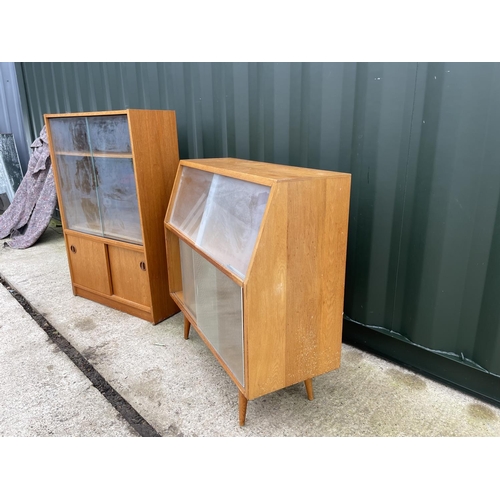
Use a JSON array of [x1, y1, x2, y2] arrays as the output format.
[[317, 176, 351, 374], [245, 184, 288, 400], [284, 179, 325, 385], [128, 110, 180, 323], [283, 176, 351, 385]]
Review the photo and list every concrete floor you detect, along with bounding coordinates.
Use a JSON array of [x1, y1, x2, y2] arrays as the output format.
[[1, 221, 500, 437]]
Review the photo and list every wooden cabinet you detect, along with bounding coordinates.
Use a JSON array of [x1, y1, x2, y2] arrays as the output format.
[[45, 109, 180, 324], [164, 158, 351, 425]]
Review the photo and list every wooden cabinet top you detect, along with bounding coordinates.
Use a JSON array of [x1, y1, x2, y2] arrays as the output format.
[[44, 109, 176, 118], [179, 158, 351, 185]]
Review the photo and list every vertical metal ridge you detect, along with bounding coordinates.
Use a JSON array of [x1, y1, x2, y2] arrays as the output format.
[[390, 63, 419, 332]]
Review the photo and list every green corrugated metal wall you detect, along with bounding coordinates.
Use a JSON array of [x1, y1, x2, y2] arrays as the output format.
[[15, 61, 500, 405]]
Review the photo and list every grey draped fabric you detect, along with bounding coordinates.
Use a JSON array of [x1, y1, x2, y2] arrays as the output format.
[[0, 126, 57, 249]]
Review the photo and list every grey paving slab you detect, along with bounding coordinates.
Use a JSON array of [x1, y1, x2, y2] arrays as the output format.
[[1, 224, 500, 436], [0, 273, 138, 437]]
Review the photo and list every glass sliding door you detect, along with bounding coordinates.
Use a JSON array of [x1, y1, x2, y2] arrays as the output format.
[[179, 240, 244, 386], [49, 114, 142, 245], [94, 156, 142, 244]]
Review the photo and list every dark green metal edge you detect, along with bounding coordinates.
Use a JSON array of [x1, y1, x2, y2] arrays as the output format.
[[342, 318, 500, 409]]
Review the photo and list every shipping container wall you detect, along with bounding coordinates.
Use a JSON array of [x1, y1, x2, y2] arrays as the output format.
[[15, 62, 500, 402], [345, 62, 500, 386]]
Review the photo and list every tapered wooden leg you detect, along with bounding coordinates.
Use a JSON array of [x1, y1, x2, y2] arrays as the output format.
[[184, 316, 190, 340], [239, 391, 248, 426], [304, 378, 314, 400]]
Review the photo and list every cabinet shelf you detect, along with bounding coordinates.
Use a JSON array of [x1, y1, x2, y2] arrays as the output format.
[[46, 109, 180, 324], [55, 151, 133, 159], [165, 157, 352, 425], [64, 227, 143, 247]]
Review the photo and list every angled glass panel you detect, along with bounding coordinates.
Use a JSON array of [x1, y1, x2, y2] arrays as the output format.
[[196, 175, 270, 278], [94, 157, 142, 244], [169, 166, 214, 241]]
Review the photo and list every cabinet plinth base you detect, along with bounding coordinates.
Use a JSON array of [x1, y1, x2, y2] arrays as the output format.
[[184, 316, 190, 340], [74, 286, 154, 323]]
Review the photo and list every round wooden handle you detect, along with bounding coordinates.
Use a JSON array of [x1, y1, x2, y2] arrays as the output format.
[[140, 261, 146, 271], [70, 245, 77, 253]]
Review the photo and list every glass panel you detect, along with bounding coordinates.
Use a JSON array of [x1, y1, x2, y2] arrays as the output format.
[[55, 154, 101, 235], [48, 117, 90, 153], [213, 268, 244, 386], [94, 157, 142, 244], [169, 166, 214, 241], [193, 252, 244, 386], [87, 115, 131, 154], [179, 240, 197, 320], [193, 250, 219, 348], [197, 175, 270, 278]]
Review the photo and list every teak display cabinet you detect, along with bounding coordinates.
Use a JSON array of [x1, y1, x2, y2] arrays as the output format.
[[164, 158, 351, 425], [45, 109, 180, 324]]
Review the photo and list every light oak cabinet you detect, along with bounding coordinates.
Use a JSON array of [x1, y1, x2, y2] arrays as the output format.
[[164, 158, 351, 425], [45, 109, 180, 324]]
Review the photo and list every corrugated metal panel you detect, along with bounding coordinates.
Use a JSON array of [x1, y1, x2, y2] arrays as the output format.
[[15, 62, 500, 387], [17, 62, 356, 169], [0, 62, 30, 173], [345, 63, 500, 376], [403, 63, 500, 375]]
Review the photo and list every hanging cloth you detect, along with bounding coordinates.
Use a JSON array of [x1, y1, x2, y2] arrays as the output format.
[[0, 126, 57, 249]]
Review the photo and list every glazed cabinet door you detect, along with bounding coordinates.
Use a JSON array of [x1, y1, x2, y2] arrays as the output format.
[[66, 234, 111, 295], [93, 156, 142, 244], [50, 116, 101, 235], [167, 166, 273, 389], [107, 246, 151, 307], [179, 240, 244, 386], [169, 166, 270, 279], [47, 114, 142, 245]]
